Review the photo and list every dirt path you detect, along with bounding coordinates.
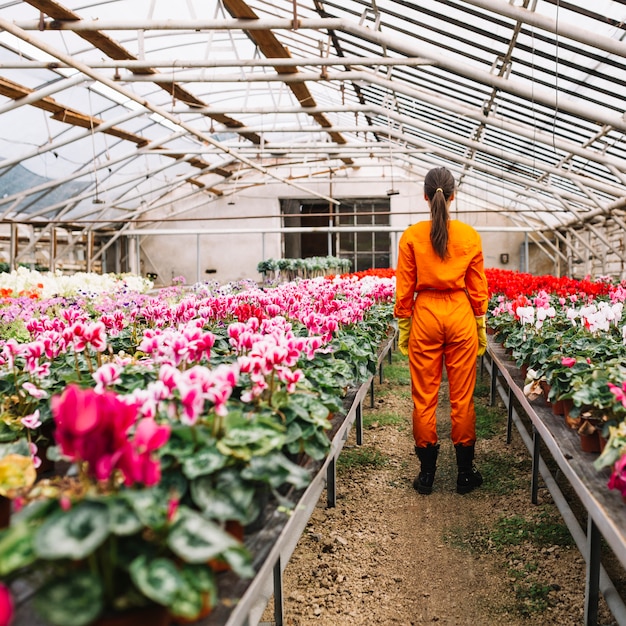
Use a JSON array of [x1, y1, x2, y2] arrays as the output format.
[[262, 356, 621, 625]]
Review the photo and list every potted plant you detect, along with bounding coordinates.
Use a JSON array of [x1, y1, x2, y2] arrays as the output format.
[[0, 384, 254, 626]]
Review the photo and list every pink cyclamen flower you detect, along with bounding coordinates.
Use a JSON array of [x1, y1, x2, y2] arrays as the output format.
[[608, 454, 626, 497], [22, 382, 48, 400], [93, 362, 122, 392], [119, 418, 171, 487], [20, 410, 42, 430], [0, 583, 14, 626], [29, 441, 41, 469], [561, 357, 577, 367], [167, 496, 180, 523], [51, 384, 138, 482]]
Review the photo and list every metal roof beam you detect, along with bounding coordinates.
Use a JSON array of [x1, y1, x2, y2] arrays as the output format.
[[0, 56, 432, 70], [172, 80, 626, 178], [0, 17, 342, 207], [19, 17, 626, 131], [461, 0, 626, 57], [20, 15, 626, 58]]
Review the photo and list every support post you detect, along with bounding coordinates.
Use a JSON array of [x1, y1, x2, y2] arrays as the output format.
[[356, 400, 363, 446], [531, 425, 540, 504], [490, 361, 499, 407], [584, 517, 601, 626], [506, 387, 514, 444], [326, 456, 336, 508], [273, 556, 284, 626]]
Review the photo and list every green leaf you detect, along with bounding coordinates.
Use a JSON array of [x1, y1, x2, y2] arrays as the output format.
[[190, 471, 257, 523], [182, 446, 227, 479], [169, 585, 203, 621], [34, 500, 110, 560], [129, 555, 184, 606], [108, 497, 143, 536], [34, 572, 103, 626], [221, 544, 255, 579], [241, 452, 310, 489], [0, 521, 37, 576], [122, 489, 167, 530], [168, 508, 240, 563], [0, 438, 31, 459], [181, 562, 216, 593]]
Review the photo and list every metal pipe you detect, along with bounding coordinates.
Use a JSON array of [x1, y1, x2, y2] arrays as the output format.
[[0, 73, 88, 115], [0, 18, 340, 208], [123, 225, 533, 236], [12, 17, 626, 130], [19, 15, 626, 59], [0, 56, 432, 70]]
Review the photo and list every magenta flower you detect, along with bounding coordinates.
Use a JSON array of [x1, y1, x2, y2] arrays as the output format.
[[0, 583, 14, 626], [561, 357, 577, 367], [608, 454, 626, 497], [119, 418, 170, 487], [51, 384, 137, 482]]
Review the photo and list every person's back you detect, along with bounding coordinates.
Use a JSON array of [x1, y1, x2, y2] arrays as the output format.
[[394, 166, 488, 495], [395, 219, 485, 312]]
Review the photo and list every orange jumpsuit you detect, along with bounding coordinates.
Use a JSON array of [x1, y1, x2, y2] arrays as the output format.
[[394, 220, 489, 448]]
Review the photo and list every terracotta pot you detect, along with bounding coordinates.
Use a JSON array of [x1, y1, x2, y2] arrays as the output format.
[[520, 363, 529, 380], [563, 400, 580, 429], [170, 593, 213, 624], [580, 431, 601, 453], [90, 605, 170, 626], [552, 398, 565, 416], [0, 495, 10, 529], [539, 380, 551, 406], [208, 520, 245, 573]]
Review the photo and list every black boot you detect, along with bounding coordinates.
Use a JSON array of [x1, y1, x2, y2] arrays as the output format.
[[413, 444, 439, 495], [455, 444, 483, 494]]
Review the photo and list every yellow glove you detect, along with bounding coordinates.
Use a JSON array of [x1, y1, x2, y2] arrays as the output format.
[[397, 318, 411, 356], [476, 315, 487, 357]]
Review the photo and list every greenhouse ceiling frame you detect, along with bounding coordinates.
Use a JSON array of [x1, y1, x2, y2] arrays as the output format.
[[0, 0, 624, 270]]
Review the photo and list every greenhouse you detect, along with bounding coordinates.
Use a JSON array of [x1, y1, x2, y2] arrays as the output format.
[[0, 1, 625, 625]]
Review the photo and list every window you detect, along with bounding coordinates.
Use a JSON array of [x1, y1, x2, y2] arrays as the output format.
[[281, 198, 390, 272]]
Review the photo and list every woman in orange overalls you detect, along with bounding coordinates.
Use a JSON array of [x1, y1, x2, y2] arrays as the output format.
[[394, 167, 488, 495]]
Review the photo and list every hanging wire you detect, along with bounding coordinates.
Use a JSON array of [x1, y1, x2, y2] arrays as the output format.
[[552, 0, 561, 154]]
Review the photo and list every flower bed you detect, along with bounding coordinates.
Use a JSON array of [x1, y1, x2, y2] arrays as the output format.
[[485, 268, 626, 500], [0, 269, 395, 626]]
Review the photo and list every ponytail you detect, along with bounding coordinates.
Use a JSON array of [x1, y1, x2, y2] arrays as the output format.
[[424, 167, 455, 261]]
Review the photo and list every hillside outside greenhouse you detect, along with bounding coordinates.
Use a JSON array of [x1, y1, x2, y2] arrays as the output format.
[[0, 1, 626, 625]]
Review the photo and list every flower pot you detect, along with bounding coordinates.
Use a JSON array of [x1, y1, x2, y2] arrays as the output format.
[[520, 363, 529, 380], [580, 431, 601, 453], [208, 520, 245, 573], [90, 605, 170, 626], [0, 495, 10, 529], [563, 400, 580, 429], [539, 380, 551, 406], [552, 398, 565, 416]]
